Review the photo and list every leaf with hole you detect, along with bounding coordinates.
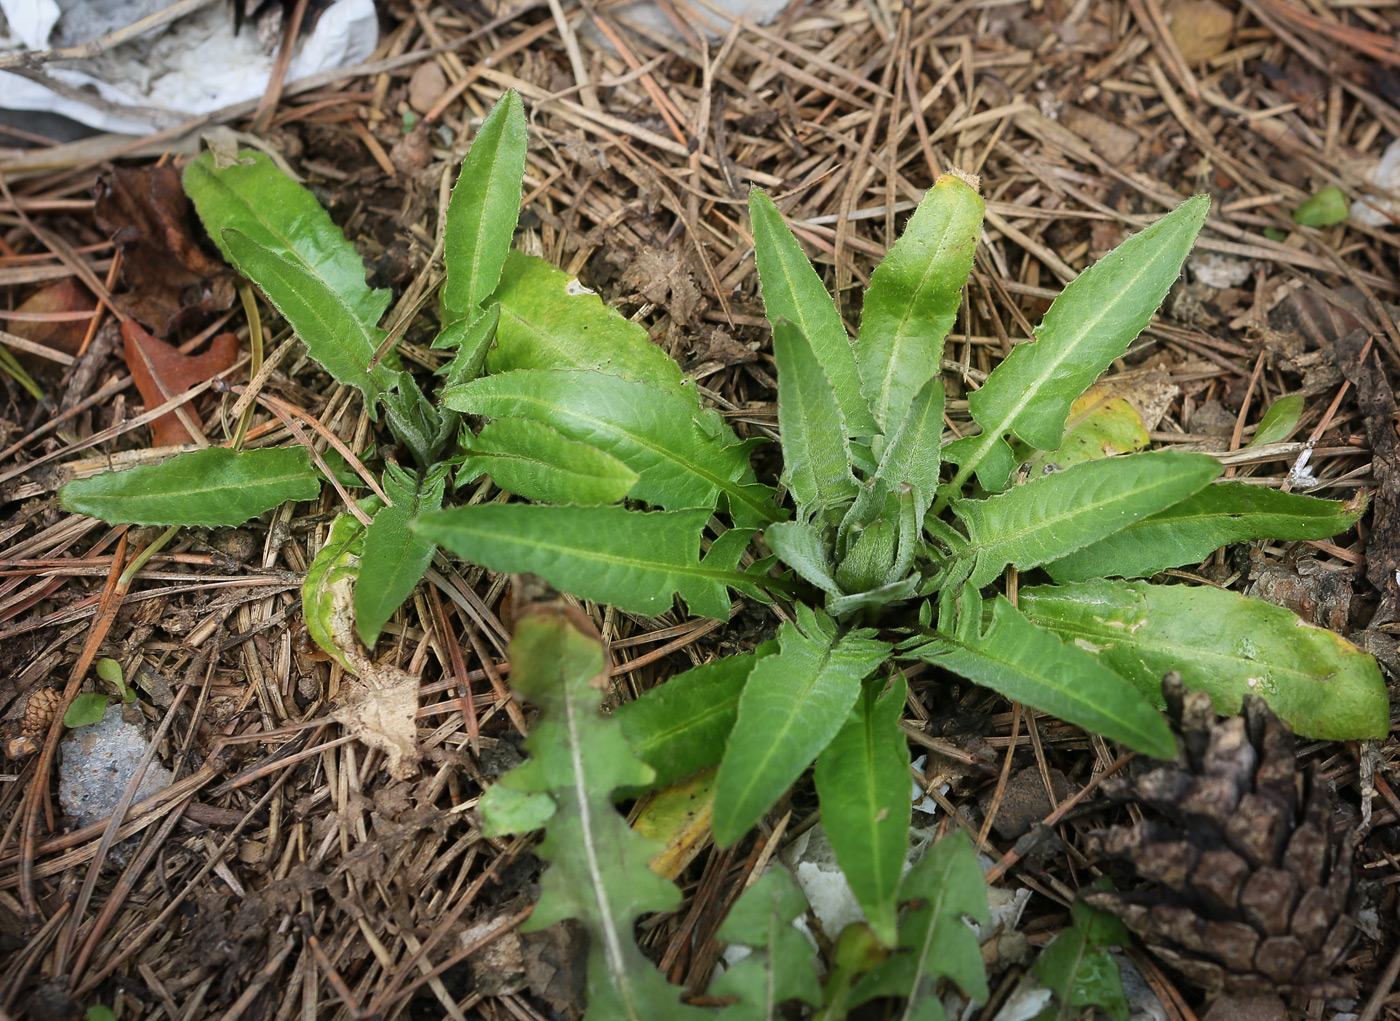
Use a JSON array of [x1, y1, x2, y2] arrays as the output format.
[[1019, 579, 1389, 740]]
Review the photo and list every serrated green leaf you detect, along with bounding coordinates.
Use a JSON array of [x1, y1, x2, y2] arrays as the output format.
[[615, 648, 773, 791], [773, 319, 859, 522], [765, 520, 842, 594], [414, 504, 755, 620], [487, 250, 691, 394], [183, 150, 391, 331], [444, 368, 780, 525], [222, 229, 392, 408], [60, 447, 320, 527], [64, 692, 111, 729], [814, 674, 911, 946], [711, 869, 822, 1018], [850, 832, 989, 1011], [842, 378, 945, 545], [1045, 482, 1363, 582], [712, 618, 891, 846], [478, 782, 556, 836], [950, 450, 1220, 587], [380, 376, 445, 469], [1032, 900, 1130, 1021], [436, 302, 500, 383], [442, 91, 527, 326], [354, 464, 446, 647], [1294, 186, 1348, 227], [1020, 579, 1389, 739], [1248, 394, 1305, 447], [750, 189, 878, 435], [488, 603, 708, 1020], [460, 417, 639, 505], [837, 518, 898, 593], [942, 195, 1209, 493], [857, 174, 983, 433], [909, 594, 1176, 756]]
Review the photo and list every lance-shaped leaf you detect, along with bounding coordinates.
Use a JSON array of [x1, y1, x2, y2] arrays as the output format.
[[842, 378, 945, 545], [413, 504, 758, 620], [1019, 579, 1389, 740], [615, 647, 775, 792], [354, 464, 447, 647], [709, 869, 822, 1017], [442, 91, 527, 326], [750, 189, 878, 435], [856, 174, 983, 433], [942, 195, 1209, 493], [1249, 394, 1305, 448], [950, 450, 1220, 588], [765, 520, 842, 594], [712, 614, 891, 846], [814, 673, 911, 946], [849, 832, 989, 1014], [222, 229, 393, 408], [443, 368, 780, 526], [459, 417, 639, 505], [183, 150, 391, 331], [479, 603, 708, 1020], [60, 446, 320, 527], [908, 593, 1176, 757], [487, 250, 691, 393], [774, 319, 858, 522], [1045, 482, 1363, 582]]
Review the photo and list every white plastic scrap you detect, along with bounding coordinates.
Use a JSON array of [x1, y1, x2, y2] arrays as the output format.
[[1351, 137, 1400, 228], [0, 0, 378, 134]]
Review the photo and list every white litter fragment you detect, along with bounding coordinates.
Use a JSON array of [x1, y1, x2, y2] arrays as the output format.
[[0, 0, 378, 135], [1351, 137, 1400, 228], [1188, 251, 1253, 289]]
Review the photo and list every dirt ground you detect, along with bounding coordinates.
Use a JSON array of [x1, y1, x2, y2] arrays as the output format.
[[2, 0, 1400, 1018]]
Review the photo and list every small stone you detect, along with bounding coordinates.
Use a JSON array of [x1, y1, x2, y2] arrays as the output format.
[[408, 61, 448, 115], [1166, 0, 1234, 64], [979, 767, 1075, 840]]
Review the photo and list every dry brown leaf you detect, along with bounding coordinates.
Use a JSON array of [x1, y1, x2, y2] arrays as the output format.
[[1165, 0, 1235, 64]]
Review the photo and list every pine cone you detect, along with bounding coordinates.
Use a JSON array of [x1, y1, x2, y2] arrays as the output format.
[[1084, 673, 1357, 999]]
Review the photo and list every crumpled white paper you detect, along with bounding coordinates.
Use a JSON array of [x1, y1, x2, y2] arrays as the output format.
[[0, 0, 378, 134]]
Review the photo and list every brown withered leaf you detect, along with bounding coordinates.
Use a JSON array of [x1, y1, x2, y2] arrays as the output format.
[[122, 320, 239, 447], [94, 163, 236, 336], [6, 278, 95, 363]]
